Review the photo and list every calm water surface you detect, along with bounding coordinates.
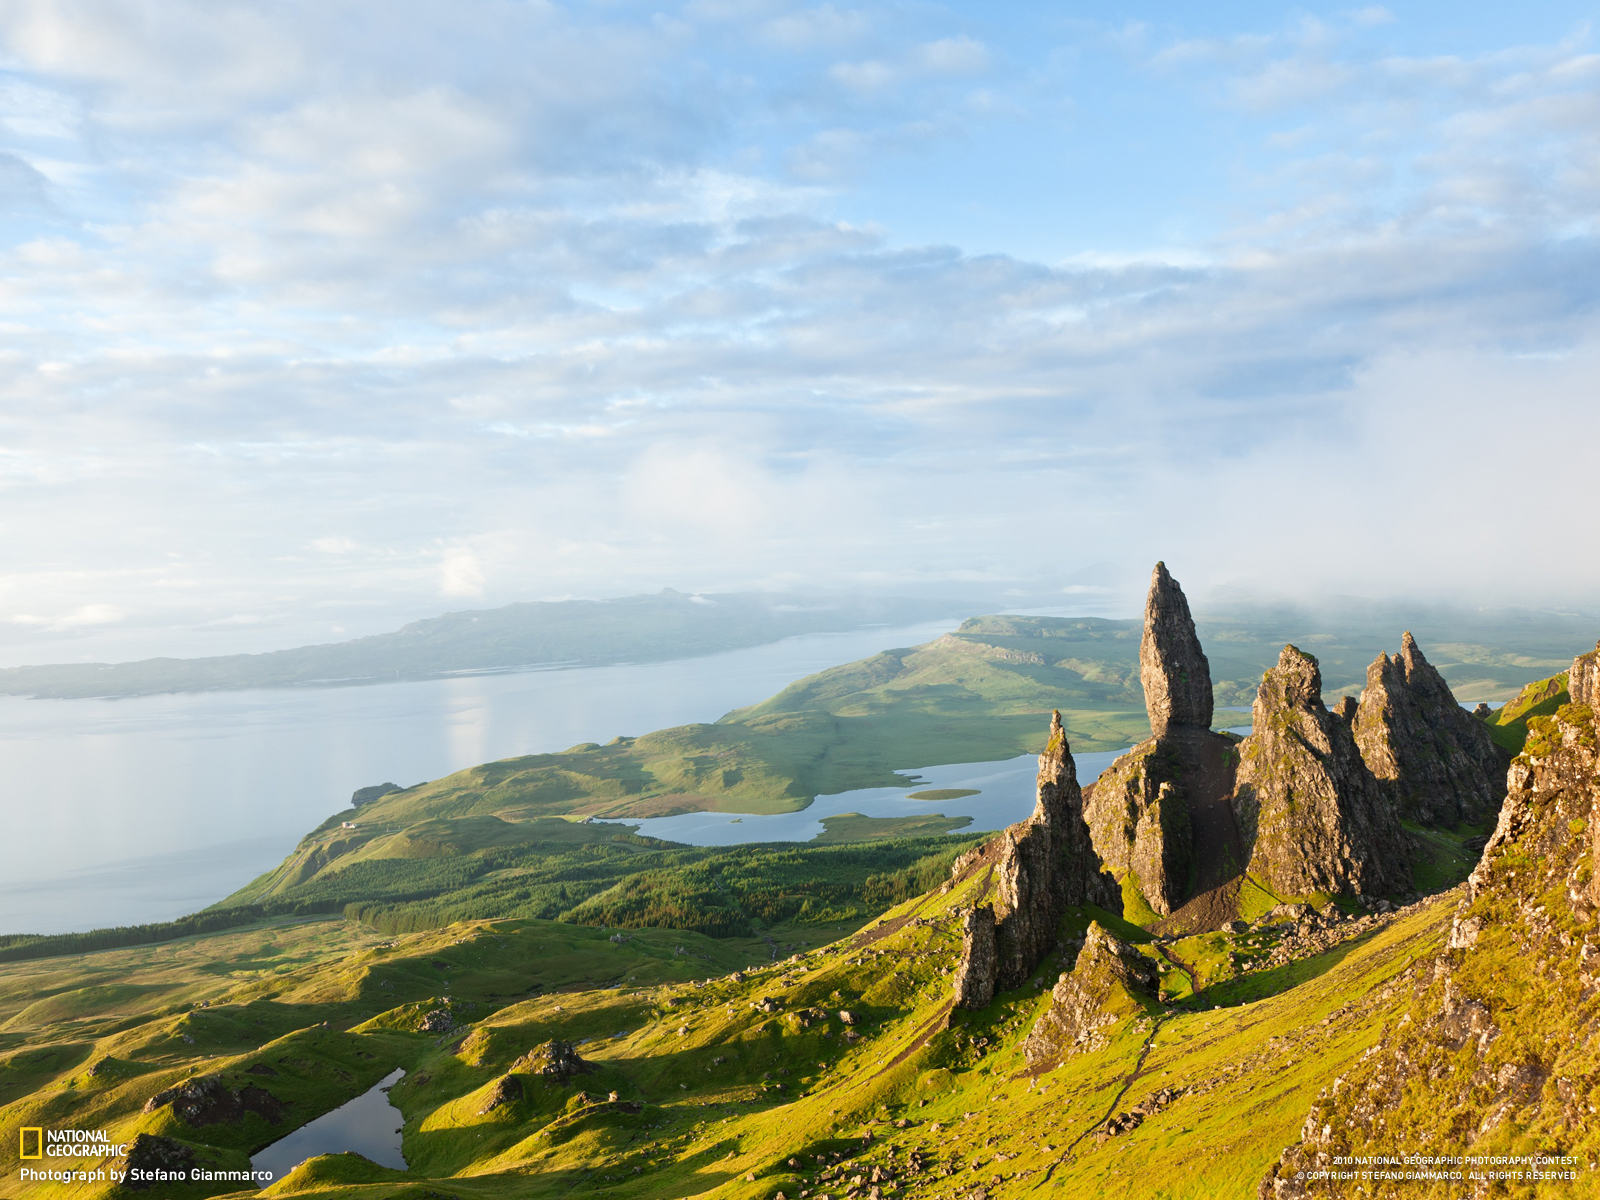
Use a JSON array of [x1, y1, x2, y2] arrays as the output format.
[[0, 620, 960, 933], [597, 748, 1132, 845], [249, 1068, 407, 1187]]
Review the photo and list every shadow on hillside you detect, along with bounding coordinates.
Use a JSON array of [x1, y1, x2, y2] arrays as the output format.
[[1197, 934, 1366, 1008]]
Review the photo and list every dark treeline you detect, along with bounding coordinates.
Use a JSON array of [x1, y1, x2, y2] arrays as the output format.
[[340, 838, 979, 937], [2, 834, 980, 960]]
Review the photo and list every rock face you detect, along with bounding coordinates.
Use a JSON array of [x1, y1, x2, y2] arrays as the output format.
[[1261, 649, 1600, 1198], [1085, 564, 1241, 918], [1571, 639, 1600, 707], [951, 711, 1119, 1008], [1022, 922, 1159, 1066], [1352, 632, 1507, 826], [1139, 562, 1214, 738], [1233, 645, 1412, 899], [952, 905, 997, 1010]]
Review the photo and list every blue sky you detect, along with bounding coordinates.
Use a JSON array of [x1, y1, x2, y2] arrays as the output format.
[[1, 0, 1598, 661]]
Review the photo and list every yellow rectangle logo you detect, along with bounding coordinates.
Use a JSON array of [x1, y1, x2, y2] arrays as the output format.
[[19, 1127, 43, 1159]]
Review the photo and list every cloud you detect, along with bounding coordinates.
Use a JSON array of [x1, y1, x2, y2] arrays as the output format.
[[439, 547, 486, 597], [0, 3, 1596, 663], [11, 604, 127, 631]]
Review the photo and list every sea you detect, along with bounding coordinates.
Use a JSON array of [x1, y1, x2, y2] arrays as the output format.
[[0, 616, 1081, 936]]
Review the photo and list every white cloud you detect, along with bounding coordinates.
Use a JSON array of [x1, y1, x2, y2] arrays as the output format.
[[439, 548, 486, 597], [0, 3, 1595, 664], [915, 36, 990, 76]]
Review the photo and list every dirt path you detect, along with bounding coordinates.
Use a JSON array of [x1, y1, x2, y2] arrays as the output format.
[[1034, 1016, 1167, 1188]]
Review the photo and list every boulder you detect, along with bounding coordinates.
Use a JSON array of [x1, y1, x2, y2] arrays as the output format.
[[1352, 633, 1507, 825]]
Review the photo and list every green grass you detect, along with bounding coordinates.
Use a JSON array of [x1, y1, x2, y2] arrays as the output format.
[[904, 789, 979, 801], [1483, 671, 1569, 754]]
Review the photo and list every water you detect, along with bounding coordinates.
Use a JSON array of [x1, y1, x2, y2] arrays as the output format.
[[0, 619, 960, 934], [249, 1067, 407, 1187], [596, 748, 1131, 845]]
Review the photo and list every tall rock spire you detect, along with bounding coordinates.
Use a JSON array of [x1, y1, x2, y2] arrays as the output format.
[[1139, 562, 1213, 738]]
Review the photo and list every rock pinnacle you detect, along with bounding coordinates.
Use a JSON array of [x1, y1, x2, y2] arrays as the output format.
[[1139, 562, 1213, 737]]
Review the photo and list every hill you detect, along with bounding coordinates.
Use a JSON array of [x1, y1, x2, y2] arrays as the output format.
[[0, 590, 960, 699]]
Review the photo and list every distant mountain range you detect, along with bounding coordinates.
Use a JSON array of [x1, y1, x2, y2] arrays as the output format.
[[0, 590, 964, 699]]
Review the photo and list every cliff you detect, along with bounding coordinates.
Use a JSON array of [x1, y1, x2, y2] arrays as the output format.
[[1085, 563, 1242, 917], [1234, 645, 1413, 899], [951, 711, 1119, 1008], [1262, 650, 1600, 1196], [1352, 632, 1507, 826]]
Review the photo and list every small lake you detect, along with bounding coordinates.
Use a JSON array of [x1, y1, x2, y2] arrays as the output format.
[[0, 619, 961, 934], [597, 747, 1132, 845], [250, 1067, 407, 1187]]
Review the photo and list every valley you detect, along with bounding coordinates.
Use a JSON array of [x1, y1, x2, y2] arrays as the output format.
[[1, 571, 1596, 1199]]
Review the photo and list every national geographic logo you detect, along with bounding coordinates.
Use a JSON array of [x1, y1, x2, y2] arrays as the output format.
[[19, 1127, 42, 1159]]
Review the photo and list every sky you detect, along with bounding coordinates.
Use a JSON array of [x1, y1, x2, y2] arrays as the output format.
[[2, 0, 1599, 663]]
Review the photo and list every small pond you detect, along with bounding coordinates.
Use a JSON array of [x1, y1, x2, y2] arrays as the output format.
[[595, 747, 1133, 846], [250, 1068, 407, 1188]]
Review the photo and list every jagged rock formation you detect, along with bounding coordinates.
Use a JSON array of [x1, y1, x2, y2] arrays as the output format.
[[1234, 645, 1412, 899], [1085, 564, 1242, 917], [1022, 922, 1159, 1066], [516, 1040, 594, 1082], [950, 711, 1118, 1009], [1352, 632, 1507, 826], [1140, 561, 1214, 737], [1261, 648, 1600, 1197], [1572, 639, 1600, 707], [952, 904, 997, 1010]]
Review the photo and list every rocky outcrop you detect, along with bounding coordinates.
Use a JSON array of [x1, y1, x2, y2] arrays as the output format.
[[516, 1040, 594, 1082], [1022, 922, 1159, 1066], [952, 905, 997, 1010], [950, 712, 1119, 1007], [352, 782, 403, 806], [1351, 632, 1507, 826], [123, 1134, 196, 1190], [1085, 564, 1241, 918], [478, 1072, 523, 1114], [142, 1074, 285, 1126], [1140, 562, 1214, 737], [1261, 648, 1600, 1198], [1571, 639, 1600, 707], [1234, 645, 1412, 899]]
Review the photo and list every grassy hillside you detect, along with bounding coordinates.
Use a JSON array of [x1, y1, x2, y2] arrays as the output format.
[[0, 590, 959, 699], [0, 864, 1453, 1200]]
